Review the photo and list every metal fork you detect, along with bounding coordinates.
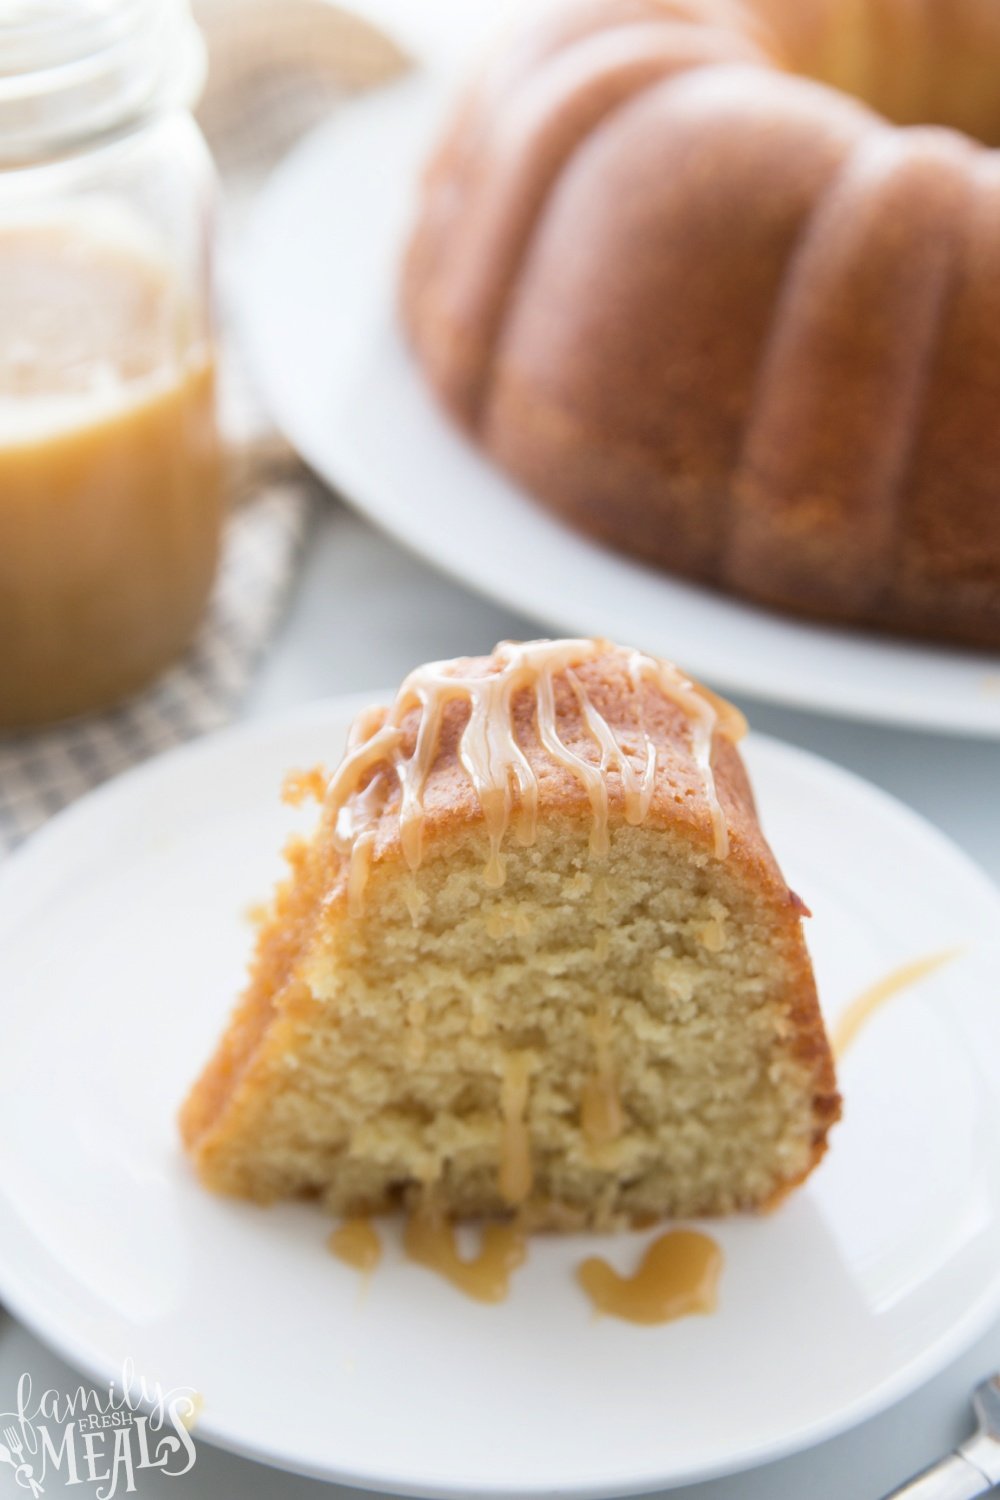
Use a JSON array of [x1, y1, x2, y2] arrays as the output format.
[[882, 1375, 1000, 1498]]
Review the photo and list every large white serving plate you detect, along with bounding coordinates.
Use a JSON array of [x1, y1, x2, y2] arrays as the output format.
[[1, 698, 1000, 1494], [238, 58, 1000, 737]]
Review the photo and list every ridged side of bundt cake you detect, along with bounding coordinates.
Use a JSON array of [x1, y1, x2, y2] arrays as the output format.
[[402, 0, 1000, 647], [181, 640, 840, 1230]]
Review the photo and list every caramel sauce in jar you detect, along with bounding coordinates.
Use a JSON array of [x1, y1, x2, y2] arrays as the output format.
[[0, 214, 222, 727]]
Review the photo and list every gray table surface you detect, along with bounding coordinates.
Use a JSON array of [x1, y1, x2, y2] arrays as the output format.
[[3, 501, 999, 1499]]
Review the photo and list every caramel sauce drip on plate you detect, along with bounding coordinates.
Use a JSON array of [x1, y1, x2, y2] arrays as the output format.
[[577, 1230, 722, 1325], [327, 1214, 722, 1322], [832, 948, 960, 1059], [328, 1217, 382, 1273], [403, 1212, 527, 1304]]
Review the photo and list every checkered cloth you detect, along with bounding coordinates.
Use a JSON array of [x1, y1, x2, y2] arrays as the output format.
[[0, 0, 408, 857]]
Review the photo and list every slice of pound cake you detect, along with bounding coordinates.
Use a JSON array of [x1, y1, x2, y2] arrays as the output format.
[[180, 639, 840, 1230]]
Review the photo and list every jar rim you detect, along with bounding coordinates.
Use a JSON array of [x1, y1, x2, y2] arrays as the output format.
[[0, 0, 206, 166]]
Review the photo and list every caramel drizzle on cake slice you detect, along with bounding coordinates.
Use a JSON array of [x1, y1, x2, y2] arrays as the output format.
[[327, 639, 745, 897], [580, 998, 624, 1148], [498, 1051, 534, 1205]]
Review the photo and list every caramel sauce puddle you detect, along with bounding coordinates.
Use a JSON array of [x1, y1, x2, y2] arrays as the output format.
[[577, 1230, 722, 1325], [329, 1214, 722, 1323]]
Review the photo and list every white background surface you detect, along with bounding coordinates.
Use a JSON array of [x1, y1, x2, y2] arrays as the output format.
[[4, 0, 1000, 1487], [2, 503, 1000, 1499]]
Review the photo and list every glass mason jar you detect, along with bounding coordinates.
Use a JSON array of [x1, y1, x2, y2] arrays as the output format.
[[0, 0, 222, 729]]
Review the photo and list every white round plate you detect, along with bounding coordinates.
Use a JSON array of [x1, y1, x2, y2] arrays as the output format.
[[239, 61, 1000, 737], [2, 699, 1000, 1494]]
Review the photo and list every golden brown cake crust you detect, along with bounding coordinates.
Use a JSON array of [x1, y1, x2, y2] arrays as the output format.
[[401, 0, 1000, 648], [338, 652, 769, 891], [181, 642, 840, 1225]]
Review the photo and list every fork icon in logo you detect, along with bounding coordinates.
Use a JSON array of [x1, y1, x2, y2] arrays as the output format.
[[0, 1426, 42, 1496]]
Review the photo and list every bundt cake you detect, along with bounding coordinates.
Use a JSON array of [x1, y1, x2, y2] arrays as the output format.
[[180, 638, 840, 1230], [401, 0, 1000, 648]]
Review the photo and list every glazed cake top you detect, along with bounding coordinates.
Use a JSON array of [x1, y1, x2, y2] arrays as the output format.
[[298, 639, 772, 909]]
